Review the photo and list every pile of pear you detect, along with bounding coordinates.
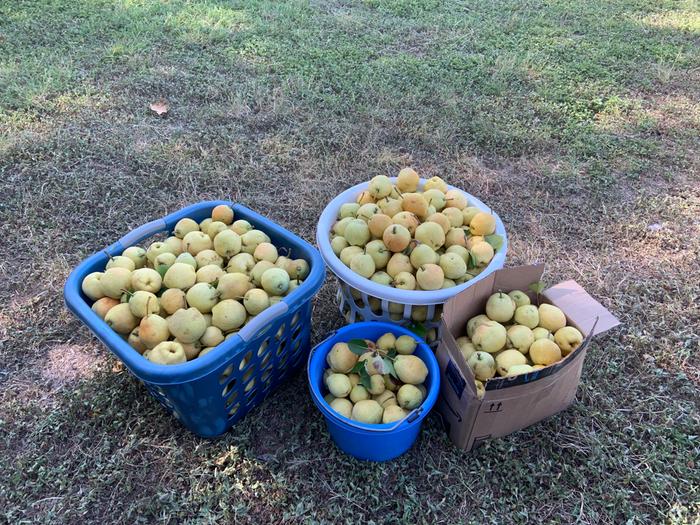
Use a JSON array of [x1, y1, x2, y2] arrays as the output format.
[[330, 168, 499, 292], [459, 290, 584, 399], [323, 333, 430, 424], [81, 205, 309, 365]]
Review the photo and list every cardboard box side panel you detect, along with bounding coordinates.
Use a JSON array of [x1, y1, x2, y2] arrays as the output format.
[[543, 280, 620, 337], [492, 264, 545, 296], [464, 353, 585, 450]]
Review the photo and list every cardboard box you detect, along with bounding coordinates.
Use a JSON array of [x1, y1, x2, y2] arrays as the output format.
[[437, 264, 620, 451]]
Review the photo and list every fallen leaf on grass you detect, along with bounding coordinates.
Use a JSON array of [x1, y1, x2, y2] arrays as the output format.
[[149, 99, 169, 116]]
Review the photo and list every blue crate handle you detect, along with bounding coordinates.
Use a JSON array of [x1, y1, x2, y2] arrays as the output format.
[[64, 200, 326, 386]]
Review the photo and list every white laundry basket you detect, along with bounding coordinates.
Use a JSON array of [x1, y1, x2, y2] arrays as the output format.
[[316, 178, 508, 341]]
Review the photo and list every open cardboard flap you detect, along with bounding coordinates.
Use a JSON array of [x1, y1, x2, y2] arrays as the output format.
[[436, 264, 620, 451]]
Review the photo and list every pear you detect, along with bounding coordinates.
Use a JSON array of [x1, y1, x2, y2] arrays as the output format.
[[424, 176, 448, 193], [529, 339, 562, 365], [326, 342, 359, 373], [532, 327, 554, 341], [163, 236, 184, 256], [467, 351, 496, 381], [395, 335, 417, 355], [167, 307, 207, 343], [382, 405, 407, 424], [538, 304, 567, 332], [91, 297, 120, 319], [554, 326, 584, 356], [514, 305, 539, 329], [472, 321, 507, 353], [416, 264, 444, 290], [227, 253, 255, 274], [340, 246, 364, 266], [351, 400, 383, 424], [211, 299, 247, 331], [104, 303, 138, 334], [329, 398, 353, 419], [386, 253, 412, 278], [397, 384, 423, 409], [339, 202, 360, 219], [439, 252, 467, 280], [469, 212, 496, 236], [122, 246, 147, 269], [415, 222, 446, 250], [154, 252, 177, 273], [485, 292, 516, 323], [100, 268, 132, 299], [426, 212, 451, 234], [207, 221, 228, 240], [211, 204, 234, 225], [467, 314, 490, 339], [175, 252, 197, 269], [230, 219, 253, 236], [508, 290, 531, 307], [474, 379, 485, 400], [163, 263, 196, 290], [383, 224, 411, 252], [396, 167, 419, 192], [213, 229, 241, 258], [186, 282, 219, 313], [507, 364, 535, 376], [131, 268, 162, 293], [456, 336, 476, 361], [173, 218, 199, 239], [127, 327, 147, 354], [146, 242, 174, 264], [506, 325, 535, 354], [368, 213, 393, 238], [350, 385, 370, 403], [261, 268, 290, 296], [253, 242, 278, 263], [147, 341, 186, 365], [470, 241, 495, 267], [106, 256, 135, 271], [331, 236, 349, 256], [495, 349, 528, 376], [195, 249, 223, 269], [81, 272, 104, 301], [394, 355, 428, 385], [217, 272, 252, 300], [327, 374, 352, 398], [129, 290, 160, 318], [139, 314, 170, 348], [160, 288, 187, 315], [368, 175, 393, 199], [243, 289, 270, 316], [373, 390, 398, 408], [367, 374, 386, 395], [250, 261, 275, 286], [183, 231, 213, 256], [200, 326, 225, 347]]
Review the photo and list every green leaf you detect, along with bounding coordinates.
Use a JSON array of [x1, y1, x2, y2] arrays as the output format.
[[387, 349, 397, 359], [467, 252, 478, 270], [350, 361, 367, 374], [528, 281, 546, 295], [383, 357, 398, 380], [358, 367, 372, 390], [156, 264, 168, 279], [347, 339, 369, 356], [485, 234, 504, 251], [409, 322, 427, 339]]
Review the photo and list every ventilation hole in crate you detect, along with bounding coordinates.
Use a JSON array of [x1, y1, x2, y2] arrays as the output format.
[[219, 364, 234, 384], [246, 388, 257, 401], [155, 386, 166, 396], [257, 338, 270, 357], [242, 367, 255, 383], [228, 404, 240, 417], [172, 411, 180, 420], [261, 369, 272, 383], [278, 354, 289, 369], [222, 378, 237, 397], [291, 311, 300, 325], [260, 352, 272, 368], [225, 390, 239, 406], [275, 324, 286, 340], [244, 378, 256, 392], [276, 339, 287, 356], [239, 351, 253, 371], [292, 324, 301, 339]]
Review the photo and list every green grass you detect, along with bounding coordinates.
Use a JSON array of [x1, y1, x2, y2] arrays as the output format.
[[1, 0, 699, 523]]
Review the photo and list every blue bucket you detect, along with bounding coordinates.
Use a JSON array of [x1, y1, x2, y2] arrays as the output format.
[[307, 322, 440, 461]]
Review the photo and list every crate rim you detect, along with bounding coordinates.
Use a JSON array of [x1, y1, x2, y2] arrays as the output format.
[[64, 200, 326, 385], [315, 178, 508, 306]]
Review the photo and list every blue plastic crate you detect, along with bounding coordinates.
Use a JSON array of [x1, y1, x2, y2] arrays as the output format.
[[64, 201, 325, 437]]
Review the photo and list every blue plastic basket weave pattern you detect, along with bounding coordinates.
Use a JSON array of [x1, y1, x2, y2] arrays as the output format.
[[64, 201, 325, 437]]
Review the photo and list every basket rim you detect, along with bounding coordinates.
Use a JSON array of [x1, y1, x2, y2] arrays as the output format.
[[316, 178, 507, 306], [64, 200, 325, 385]]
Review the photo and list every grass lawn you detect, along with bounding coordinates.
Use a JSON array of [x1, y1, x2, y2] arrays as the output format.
[[1, 0, 699, 522]]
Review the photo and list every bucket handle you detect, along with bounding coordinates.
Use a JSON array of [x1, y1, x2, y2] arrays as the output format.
[[308, 335, 425, 431]]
